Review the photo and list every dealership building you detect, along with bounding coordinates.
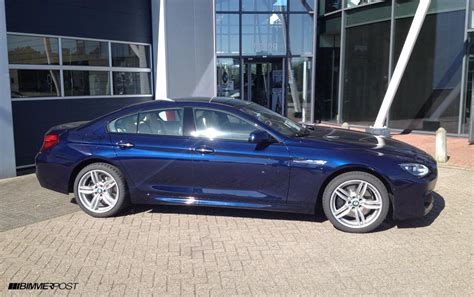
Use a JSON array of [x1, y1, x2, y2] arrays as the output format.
[[0, 0, 473, 178]]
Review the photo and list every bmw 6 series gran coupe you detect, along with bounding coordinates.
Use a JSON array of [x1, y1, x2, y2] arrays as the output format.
[[36, 97, 437, 233]]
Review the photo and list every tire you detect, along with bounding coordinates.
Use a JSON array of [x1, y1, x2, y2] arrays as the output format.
[[322, 171, 389, 233], [73, 162, 129, 218]]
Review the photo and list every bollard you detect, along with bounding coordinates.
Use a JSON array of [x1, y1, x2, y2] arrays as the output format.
[[435, 127, 448, 163], [341, 122, 350, 129]]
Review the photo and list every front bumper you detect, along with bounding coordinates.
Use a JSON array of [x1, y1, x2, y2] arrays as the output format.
[[423, 191, 434, 216], [391, 171, 437, 221]]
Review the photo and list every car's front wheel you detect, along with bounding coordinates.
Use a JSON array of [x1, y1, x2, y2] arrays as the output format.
[[322, 171, 389, 233], [73, 163, 129, 217]]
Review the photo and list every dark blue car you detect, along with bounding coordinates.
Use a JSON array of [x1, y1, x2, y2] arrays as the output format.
[[36, 97, 437, 233]]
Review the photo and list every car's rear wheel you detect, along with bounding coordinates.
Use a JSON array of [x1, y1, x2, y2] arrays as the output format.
[[322, 171, 389, 233], [73, 163, 129, 217]]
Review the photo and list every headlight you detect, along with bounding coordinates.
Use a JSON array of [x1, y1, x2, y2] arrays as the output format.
[[399, 163, 430, 177]]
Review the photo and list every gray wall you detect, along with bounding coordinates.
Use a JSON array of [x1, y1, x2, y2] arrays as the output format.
[[5, 0, 154, 168], [0, 0, 16, 178], [6, 0, 152, 43], [164, 0, 216, 98]]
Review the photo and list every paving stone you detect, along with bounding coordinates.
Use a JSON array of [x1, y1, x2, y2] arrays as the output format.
[[0, 167, 473, 295]]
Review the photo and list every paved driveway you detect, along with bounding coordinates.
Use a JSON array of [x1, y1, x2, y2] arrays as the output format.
[[0, 167, 473, 296]]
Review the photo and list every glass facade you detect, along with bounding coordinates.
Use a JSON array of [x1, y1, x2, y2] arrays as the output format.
[[390, 2, 465, 133], [287, 57, 312, 121], [64, 71, 110, 96], [464, 32, 474, 135], [216, 14, 240, 55], [315, 0, 471, 136], [317, 15, 340, 121], [10, 69, 60, 98], [7, 34, 152, 99], [241, 13, 286, 55], [242, 0, 287, 12], [215, 0, 315, 123], [111, 43, 150, 68], [62, 39, 109, 66], [289, 14, 314, 55], [216, 58, 241, 98], [7, 35, 59, 65], [112, 72, 151, 95], [346, 0, 385, 9], [319, 0, 342, 15], [343, 2, 391, 126]]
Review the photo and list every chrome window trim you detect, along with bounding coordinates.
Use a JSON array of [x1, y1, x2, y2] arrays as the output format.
[[7, 32, 153, 100]]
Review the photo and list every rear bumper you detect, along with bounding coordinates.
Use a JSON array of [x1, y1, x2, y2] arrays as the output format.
[[391, 172, 437, 221], [35, 153, 71, 194]]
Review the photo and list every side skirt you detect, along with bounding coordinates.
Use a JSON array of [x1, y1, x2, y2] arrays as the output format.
[[131, 196, 313, 214]]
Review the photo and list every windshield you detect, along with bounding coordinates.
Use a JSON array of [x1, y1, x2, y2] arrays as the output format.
[[238, 103, 308, 137]]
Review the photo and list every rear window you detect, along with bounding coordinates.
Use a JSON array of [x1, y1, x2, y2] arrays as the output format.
[[107, 114, 138, 133], [138, 109, 184, 136]]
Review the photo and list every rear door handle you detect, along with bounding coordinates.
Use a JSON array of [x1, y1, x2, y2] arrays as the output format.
[[193, 146, 215, 154], [117, 141, 135, 149]]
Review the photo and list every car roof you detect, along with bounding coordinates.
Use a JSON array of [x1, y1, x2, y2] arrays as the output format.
[[122, 96, 253, 111]]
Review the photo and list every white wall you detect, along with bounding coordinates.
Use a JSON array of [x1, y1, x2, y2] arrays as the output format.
[[157, 0, 216, 99], [0, 0, 16, 178]]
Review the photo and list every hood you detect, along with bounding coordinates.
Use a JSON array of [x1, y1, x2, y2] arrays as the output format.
[[297, 126, 434, 163]]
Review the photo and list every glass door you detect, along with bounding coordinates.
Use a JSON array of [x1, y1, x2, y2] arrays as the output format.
[[243, 58, 285, 115]]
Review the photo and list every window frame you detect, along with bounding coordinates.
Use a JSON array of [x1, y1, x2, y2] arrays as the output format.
[[107, 113, 140, 134], [7, 32, 153, 101], [106, 108, 188, 138], [136, 108, 186, 137], [63, 70, 111, 97], [61, 38, 110, 67], [190, 107, 272, 142], [7, 35, 60, 65]]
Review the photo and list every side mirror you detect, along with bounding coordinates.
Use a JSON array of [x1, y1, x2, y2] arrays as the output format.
[[248, 130, 276, 144]]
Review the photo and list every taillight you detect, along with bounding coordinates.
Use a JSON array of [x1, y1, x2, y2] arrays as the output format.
[[41, 134, 60, 152]]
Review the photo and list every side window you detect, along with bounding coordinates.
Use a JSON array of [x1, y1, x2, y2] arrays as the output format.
[[138, 108, 184, 136], [107, 113, 138, 133], [193, 109, 259, 141]]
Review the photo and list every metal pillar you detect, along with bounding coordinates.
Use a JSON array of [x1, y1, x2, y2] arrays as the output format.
[[370, 0, 431, 134], [0, 0, 17, 178], [337, 10, 346, 124]]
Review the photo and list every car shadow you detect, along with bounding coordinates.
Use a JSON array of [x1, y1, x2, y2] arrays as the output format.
[[125, 204, 327, 223], [71, 192, 445, 231]]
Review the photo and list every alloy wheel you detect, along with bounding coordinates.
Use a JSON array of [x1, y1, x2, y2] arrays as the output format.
[[77, 169, 120, 213], [329, 179, 383, 229]]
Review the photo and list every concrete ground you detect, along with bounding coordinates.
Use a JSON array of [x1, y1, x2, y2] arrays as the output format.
[[0, 175, 77, 232], [0, 166, 473, 296]]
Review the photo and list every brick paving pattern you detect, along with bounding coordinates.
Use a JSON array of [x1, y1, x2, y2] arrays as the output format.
[[0, 167, 473, 296]]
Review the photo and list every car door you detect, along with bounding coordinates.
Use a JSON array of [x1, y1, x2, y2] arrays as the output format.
[[190, 107, 291, 206], [108, 108, 196, 199]]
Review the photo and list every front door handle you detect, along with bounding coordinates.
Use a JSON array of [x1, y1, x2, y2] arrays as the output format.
[[117, 141, 135, 149], [193, 146, 215, 154]]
